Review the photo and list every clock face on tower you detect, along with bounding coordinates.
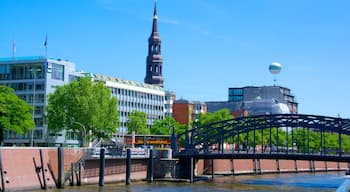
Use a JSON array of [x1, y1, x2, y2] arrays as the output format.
[[144, 1, 164, 88]]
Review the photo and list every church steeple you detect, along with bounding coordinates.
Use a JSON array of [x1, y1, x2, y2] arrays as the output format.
[[144, 0, 164, 87]]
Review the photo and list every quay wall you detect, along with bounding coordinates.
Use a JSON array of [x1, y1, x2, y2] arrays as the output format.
[[197, 159, 349, 175], [0, 147, 148, 191]]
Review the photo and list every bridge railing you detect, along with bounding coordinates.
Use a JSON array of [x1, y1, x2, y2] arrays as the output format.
[[173, 114, 350, 159]]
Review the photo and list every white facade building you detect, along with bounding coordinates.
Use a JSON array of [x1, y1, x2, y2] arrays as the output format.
[[92, 74, 166, 134]]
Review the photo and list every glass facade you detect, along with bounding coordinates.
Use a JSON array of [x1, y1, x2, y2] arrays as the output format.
[[0, 57, 76, 146]]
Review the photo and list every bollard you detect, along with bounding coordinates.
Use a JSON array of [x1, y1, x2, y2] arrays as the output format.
[[77, 162, 81, 186], [70, 163, 74, 186], [57, 147, 64, 189], [98, 148, 105, 187], [147, 149, 153, 182], [190, 157, 194, 183], [126, 149, 131, 185]]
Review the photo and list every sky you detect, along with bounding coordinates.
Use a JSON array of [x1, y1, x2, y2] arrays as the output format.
[[0, 0, 349, 118]]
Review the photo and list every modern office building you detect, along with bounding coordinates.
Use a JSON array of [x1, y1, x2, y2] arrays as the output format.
[[93, 74, 166, 133], [0, 56, 78, 146], [173, 99, 207, 125], [207, 85, 298, 116], [229, 86, 298, 114]]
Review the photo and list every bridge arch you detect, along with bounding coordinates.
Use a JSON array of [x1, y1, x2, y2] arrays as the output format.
[[174, 114, 350, 160]]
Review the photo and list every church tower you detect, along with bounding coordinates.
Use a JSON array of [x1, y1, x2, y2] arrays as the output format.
[[144, 1, 164, 87]]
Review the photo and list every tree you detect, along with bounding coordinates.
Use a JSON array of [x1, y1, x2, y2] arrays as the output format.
[[0, 86, 34, 143], [127, 111, 148, 135], [195, 109, 234, 143], [151, 116, 186, 135], [46, 77, 119, 146], [195, 109, 233, 127]]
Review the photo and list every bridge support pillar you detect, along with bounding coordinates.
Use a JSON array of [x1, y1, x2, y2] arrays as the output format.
[[276, 159, 280, 174], [294, 160, 298, 173]]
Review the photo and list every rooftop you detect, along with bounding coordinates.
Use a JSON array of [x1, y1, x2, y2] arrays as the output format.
[[0, 56, 73, 64], [93, 73, 163, 91]]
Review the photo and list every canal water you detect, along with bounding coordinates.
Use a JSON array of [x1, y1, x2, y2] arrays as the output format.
[[30, 173, 348, 191]]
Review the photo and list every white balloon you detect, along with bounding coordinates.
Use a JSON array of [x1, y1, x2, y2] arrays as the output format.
[[269, 62, 282, 74]]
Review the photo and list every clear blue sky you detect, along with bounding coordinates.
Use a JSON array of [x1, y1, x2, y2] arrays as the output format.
[[1, 0, 349, 118]]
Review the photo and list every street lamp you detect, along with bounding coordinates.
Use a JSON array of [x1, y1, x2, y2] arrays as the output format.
[[71, 121, 87, 147], [29, 68, 41, 147]]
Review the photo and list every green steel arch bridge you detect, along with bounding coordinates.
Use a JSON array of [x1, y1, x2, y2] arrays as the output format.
[[171, 114, 350, 162]]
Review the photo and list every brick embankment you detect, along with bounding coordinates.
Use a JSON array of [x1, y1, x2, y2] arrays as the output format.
[[196, 159, 349, 175], [0, 147, 83, 190]]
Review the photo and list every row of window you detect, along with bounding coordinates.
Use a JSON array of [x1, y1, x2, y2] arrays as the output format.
[[229, 95, 243, 102], [229, 88, 243, 96], [118, 101, 164, 111], [5, 130, 43, 140], [111, 87, 164, 102], [4, 82, 45, 92], [17, 94, 45, 104], [0, 63, 44, 80]]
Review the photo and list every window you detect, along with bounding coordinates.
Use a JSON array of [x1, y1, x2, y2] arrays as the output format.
[[34, 130, 43, 139], [229, 95, 243, 102], [229, 88, 243, 96], [52, 63, 64, 80]]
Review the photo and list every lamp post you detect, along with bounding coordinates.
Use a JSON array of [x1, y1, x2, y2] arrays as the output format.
[[29, 68, 41, 147], [72, 121, 87, 147]]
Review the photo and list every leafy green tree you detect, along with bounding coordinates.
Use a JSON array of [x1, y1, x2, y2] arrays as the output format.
[[0, 86, 34, 143], [127, 111, 148, 135], [194, 109, 234, 143], [151, 116, 186, 135], [194, 109, 233, 128], [46, 77, 119, 146]]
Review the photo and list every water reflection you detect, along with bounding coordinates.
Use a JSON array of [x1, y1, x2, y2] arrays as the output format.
[[28, 173, 346, 192]]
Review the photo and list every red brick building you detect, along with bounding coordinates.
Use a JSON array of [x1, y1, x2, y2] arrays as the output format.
[[172, 99, 207, 125]]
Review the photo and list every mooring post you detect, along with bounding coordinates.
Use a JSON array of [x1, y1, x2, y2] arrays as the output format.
[[126, 149, 131, 185], [57, 147, 64, 189], [0, 150, 5, 192], [77, 162, 82, 186], [99, 148, 105, 187], [147, 149, 154, 182], [70, 163, 74, 186], [190, 157, 194, 183]]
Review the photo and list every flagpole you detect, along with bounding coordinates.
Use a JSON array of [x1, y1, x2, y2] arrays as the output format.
[[12, 39, 16, 61], [44, 35, 48, 59]]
